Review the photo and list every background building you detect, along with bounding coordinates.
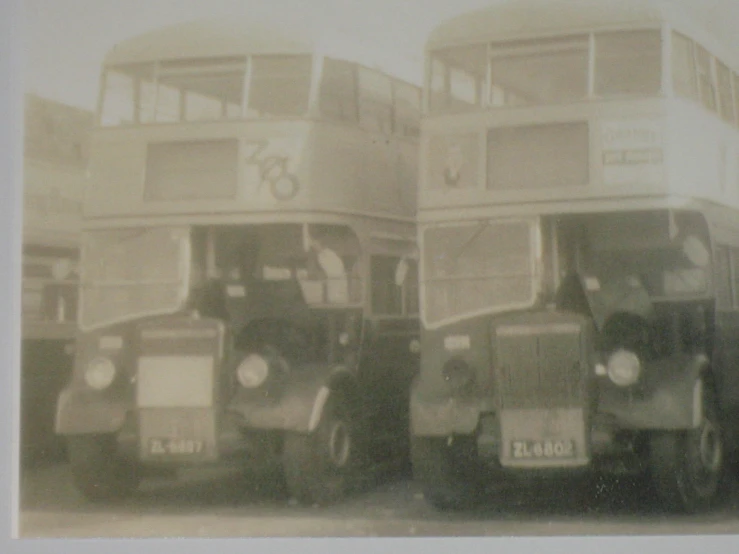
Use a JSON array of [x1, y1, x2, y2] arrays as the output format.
[[21, 93, 91, 464]]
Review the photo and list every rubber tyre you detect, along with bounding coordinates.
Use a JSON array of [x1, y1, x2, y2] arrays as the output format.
[[411, 435, 484, 511], [283, 393, 358, 506], [66, 434, 141, 502], [649, 380, 726, 514]]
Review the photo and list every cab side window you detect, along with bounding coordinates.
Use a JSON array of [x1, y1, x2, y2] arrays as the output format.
[[371, 255, 402, 315], [370, 255, 418, 316]]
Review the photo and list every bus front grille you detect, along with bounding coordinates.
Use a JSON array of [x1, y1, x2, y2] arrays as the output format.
[[136, 355, 214, 408], [494, 321, 586, 409], [135, 321, 222, 408]]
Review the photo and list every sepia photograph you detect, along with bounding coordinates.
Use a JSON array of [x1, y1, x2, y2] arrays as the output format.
[[8, 0, 739, 548]]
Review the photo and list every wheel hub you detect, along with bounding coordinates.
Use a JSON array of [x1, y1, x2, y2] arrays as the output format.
[[328, 421, 351, 467]]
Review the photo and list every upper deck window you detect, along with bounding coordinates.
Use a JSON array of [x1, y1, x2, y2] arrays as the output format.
[[429, 45, 486, 113], [358, 67, 393, 133], [673, 32, 739, 126], [695, 44, 718, 113], [594, 31, 661, 96], [427, 31, 667, 114], [151, 82, 182, 123], [319, 59, 420, 136], [393, 80, 421, 137], [489, 36, 589, 107], [716, 60, 735, 124], [248, 55, 312, 117], [99, 55, 313, 126], [100, 69, 136, 126], [158, 58, 247, 122], [672, 32, 699, 101], [319, 58, 358, 123]]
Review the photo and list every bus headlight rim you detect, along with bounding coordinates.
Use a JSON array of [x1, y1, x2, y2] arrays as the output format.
[[84, 357, 117, 390], [236, 353, 270, 388], [442, 358, 476, 393], [606, 348, 642, 387]]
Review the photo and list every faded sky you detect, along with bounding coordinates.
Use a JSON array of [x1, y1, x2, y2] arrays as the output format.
[[22, 0, 739, 111]]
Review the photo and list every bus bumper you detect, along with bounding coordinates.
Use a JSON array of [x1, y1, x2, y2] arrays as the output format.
[[60, 403, 281, 468], [413, 401, 652, 476], [111, 408, 281, 466], [473, 411, 644, 475]]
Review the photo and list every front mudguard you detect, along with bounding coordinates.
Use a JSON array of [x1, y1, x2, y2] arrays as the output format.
[[55, 387, 129, 435], [227, 365, 354, 433], [597, 354, 709, 430], [409, 377, 492, 437]]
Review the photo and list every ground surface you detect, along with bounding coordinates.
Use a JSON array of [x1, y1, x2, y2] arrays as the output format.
[[16, 461, 739, 538]]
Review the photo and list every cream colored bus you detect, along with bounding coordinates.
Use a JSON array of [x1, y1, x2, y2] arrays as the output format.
[[55, 19, 421, 506], [411, 0, 739, 513]]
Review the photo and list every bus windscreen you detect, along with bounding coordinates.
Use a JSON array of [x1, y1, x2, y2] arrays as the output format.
[[422, 219, 536, 325], [80, 227, 189, 330]]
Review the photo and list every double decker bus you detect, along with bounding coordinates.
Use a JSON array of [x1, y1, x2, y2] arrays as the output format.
[[22, 94, 90, 463], [54, 19, 421, 505], [410, 0, 739, 513]]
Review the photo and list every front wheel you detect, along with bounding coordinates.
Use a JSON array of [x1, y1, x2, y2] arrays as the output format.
[[649, 380, 726, 513], [411, 435, 484, 511], [66, 434, 141, 502], [282, 393, 358, 505]]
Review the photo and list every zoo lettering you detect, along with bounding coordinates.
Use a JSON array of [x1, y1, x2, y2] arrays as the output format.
[[244, 140, 292, 191]]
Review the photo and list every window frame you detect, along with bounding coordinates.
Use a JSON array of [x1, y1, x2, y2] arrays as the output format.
[[392, 79, 421, 138], [369, 251, 419, 317], [695, 43, 719, 113], [357, 66, 394, 134], [318, 57, 359, 124], [246, 54, 314, 118], [714, 243, 733, 310], [593, 29, 663, 97], [715, 59, 736, 124]]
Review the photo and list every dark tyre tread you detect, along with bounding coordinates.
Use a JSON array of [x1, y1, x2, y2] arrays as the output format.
[[283, 393, 358, 506], [67, 434, 140, 502], [411, 436, 483, 511], [649, 380, 726, 514]]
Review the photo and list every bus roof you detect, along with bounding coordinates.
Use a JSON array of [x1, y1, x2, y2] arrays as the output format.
[[104, 18, 421, 85], [426, 0, 736, 64]]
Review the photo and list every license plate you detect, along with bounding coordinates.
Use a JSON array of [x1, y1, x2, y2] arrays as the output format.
[[148, 438, 204, 456], [511, 439, 575, 459]]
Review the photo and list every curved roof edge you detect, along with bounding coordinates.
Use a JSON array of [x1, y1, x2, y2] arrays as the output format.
[[427, 0, 739, 72], [103, 18, 422, 85], [427, 0, 671, 47]]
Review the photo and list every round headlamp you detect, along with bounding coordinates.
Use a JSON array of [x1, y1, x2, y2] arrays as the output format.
[[606, 349, 641, 387], [442, 358, 476, 392], [236, 354, 270, 388], [84, 357, 116, 390]]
